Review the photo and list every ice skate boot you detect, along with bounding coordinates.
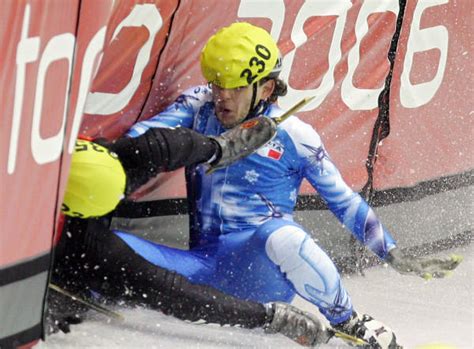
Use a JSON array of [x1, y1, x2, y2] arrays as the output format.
[[333, 311, 402, 349], [207, 97, 317, 173], [264, 302, 332, 346], [207, 116, 276, 173]]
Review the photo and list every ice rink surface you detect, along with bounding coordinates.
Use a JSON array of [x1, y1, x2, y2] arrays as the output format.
[[38, 244, 472, 349]]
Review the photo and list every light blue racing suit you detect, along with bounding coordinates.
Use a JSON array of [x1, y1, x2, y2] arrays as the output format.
[[115, 85, 397, 325]]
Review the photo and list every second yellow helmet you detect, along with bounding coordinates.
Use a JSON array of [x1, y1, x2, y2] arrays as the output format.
[[62, 139, 126, 218]]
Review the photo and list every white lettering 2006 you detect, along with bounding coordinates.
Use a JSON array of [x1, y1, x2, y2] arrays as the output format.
[[8, 1, 448, 173], [238, 0, 449, 111]]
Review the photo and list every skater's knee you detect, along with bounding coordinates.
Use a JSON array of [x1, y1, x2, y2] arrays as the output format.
[[264, 226, 342, 295], [264, 225, 308, 264]]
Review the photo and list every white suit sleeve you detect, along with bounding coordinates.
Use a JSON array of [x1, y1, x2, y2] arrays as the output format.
[[285, 117, 396, 259]]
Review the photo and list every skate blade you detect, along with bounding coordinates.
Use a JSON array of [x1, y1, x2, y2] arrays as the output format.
[[332, 329, 369, 345], [273, 96, 315, 125], [332, 330, 404, 348], [49, 283, 124, 321]]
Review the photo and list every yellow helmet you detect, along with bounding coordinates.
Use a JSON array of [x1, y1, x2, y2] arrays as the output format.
[[62, 139, 126, 218], [200, 22, 279, 89]]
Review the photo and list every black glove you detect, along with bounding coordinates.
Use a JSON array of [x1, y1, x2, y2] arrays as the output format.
[[387, 247, 463, 279], [45, 288, 88, 334]]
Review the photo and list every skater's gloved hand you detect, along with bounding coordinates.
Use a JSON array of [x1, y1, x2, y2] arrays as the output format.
[[264, 302, 332, 346], [45, 288, 87, 335], [387, 247, 463, 279], [46, 312, 83, 334]]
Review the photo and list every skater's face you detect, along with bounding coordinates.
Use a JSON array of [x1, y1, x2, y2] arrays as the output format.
[[211, 80, 274, 129]]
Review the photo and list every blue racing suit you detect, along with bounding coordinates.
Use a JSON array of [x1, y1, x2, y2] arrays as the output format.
[[115, 85, 397, 325]]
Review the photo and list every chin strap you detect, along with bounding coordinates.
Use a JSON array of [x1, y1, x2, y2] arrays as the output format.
[[249, 99, 270, 118], [248, 82, 258, 116], [246, 87, 270, 122], [245, 82, 270, 120]]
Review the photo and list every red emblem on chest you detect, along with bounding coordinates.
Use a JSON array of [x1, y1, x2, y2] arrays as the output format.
[[267, 148, 282, 160]]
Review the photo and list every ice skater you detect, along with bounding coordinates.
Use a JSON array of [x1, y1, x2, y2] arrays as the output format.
[[111, 22, 460, 348]]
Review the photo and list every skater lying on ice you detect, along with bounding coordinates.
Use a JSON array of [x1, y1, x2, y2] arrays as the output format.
[[52, 22, 461, 349]]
